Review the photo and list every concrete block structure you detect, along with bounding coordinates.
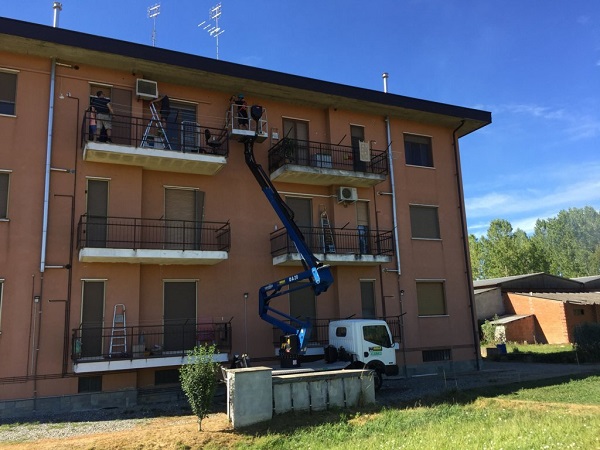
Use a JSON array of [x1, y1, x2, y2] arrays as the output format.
[[0, 17, 491, 414]]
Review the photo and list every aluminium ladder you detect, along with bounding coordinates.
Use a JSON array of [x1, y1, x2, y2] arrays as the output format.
[[109, 303, 127, 356], [320, 211, 336, 253], [140, 102, 171, 150]]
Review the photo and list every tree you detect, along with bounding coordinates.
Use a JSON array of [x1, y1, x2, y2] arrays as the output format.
[[469, 207, 600, 280], [179, 344, 220, 431]]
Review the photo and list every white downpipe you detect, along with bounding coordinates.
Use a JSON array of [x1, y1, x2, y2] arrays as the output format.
[[40, 59, 57, 273], [385, 116, 401, 274], [382, 73, 401, 274]]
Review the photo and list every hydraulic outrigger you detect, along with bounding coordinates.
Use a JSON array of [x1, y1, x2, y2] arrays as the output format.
[[242, 107, 333, 355]]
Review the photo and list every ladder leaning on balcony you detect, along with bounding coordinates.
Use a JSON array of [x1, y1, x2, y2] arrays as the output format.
[[109, 303, 127, 356], [320, 211, 336, 253]]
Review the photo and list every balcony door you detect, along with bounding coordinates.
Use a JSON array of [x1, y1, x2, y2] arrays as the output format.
[[289, 284, 316, 341], [360, 280, 376, 318], [283, 118, 309, 165], [356, 200, 370, 254], [163, 281, 197, 351], [164, 188, 204, 250], [285, 196, 313, 251], [80, 281, 105, 358], [111, 88, 131, 145], [351, 125, 367, 172], [86, 178, 109, 248]]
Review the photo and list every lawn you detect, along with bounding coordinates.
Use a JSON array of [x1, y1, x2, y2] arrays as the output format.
[[3, 375, 599, 450]]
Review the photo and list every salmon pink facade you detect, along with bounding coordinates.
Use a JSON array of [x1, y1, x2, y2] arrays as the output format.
[[0, 17, 490, 414]]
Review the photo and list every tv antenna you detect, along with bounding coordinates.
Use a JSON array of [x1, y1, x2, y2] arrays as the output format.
[[198, 3, 225, 60], [147, 3, 161, 47]]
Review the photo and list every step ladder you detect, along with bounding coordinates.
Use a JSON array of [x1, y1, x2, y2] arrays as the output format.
[[109, 303, 127, 356], [320, 211, 336, 253], [140, 103, 171, 150]]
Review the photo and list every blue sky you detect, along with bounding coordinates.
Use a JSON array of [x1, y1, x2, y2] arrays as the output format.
[[4, 1, 600, 236]]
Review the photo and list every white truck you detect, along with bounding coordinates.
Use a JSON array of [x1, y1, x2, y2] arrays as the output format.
[[324, 319, 399, 390]]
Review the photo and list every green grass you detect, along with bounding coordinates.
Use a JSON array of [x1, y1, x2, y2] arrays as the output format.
[[508, 343, 575, 354], [220, 375, 600, 450]]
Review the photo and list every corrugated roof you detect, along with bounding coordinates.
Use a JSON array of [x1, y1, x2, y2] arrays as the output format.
[[490, 315, 533, 325], [473, 273, 583, 291], [511, 291, 600, 305]]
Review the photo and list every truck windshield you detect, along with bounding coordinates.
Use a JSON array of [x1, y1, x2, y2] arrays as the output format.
[[362, 325, 392, 348]]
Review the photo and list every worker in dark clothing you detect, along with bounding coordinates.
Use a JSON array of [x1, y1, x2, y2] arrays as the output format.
[[91, 90, 114, 142], [232, 93, 248, 128]]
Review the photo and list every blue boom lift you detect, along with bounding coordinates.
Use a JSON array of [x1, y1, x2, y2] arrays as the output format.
[[242, 105, 334, 365]]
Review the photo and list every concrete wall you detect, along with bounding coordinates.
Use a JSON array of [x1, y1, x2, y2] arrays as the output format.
[[474, 288, 504, 320], [225, 367, 375, 428]]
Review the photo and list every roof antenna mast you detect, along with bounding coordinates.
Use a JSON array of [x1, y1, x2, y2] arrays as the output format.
[[147, 3, 161, 47], [198, 3, 225, 60]]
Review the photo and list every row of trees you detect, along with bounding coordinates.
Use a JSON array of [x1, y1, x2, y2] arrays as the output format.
[[469, 206, 600, 280]]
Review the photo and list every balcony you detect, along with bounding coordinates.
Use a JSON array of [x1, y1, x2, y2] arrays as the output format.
[[268, 138, 388, 187], [71, 320, 232, 373], [270, 226, 393, 266], [77, 215, 230, 265], [272, 316, 402, 355], [81, 110, 229, 175]]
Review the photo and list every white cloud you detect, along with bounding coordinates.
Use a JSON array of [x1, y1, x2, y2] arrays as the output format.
[[465, 162, 600, 234]]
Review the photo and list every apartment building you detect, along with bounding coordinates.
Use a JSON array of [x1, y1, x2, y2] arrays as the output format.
[[0, 17, 491, 413]]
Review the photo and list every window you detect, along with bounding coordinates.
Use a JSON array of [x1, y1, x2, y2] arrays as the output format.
[[0, 172, 9, 219], [363, 325, 392, 348], [410, 205, 440, 239], [0, 71, 17, 116], [78, 376, 102, 393], [573, 308, 585, 316], [0, 280, 3, 332], [335, 327, 347, 337], [404, 134, 433, 167], [155, 369, 180, 385], [422, 349, 451, 362], [417, 281, 447, 316]]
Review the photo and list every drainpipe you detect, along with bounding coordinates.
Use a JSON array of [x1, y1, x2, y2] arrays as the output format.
[[41, 5, 62, 273], [40, 59, 56, 273], [452, 120, 481, 371], [382, 72, 407, 376]]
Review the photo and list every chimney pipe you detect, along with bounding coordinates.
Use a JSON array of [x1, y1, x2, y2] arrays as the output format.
[[382, 72, 389, 94], [53, 2, 62, 28]]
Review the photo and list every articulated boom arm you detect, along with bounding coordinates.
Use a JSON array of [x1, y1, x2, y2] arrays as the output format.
[[243, 138, 334, 350]]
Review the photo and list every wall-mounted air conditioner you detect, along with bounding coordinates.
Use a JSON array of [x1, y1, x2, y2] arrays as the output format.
[[337, 186, 358, 203], [136, 79, 158, 100]]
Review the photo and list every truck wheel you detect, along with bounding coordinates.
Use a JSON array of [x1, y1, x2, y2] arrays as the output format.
[[373, 370, 383, 391]]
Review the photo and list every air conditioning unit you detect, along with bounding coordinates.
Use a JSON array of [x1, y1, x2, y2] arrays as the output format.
[[337, 186, 358, 203], [136, 79, 158, 100]]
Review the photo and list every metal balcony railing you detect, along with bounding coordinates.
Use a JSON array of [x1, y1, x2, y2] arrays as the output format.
[[81, 110, 229, 156], [270, 226, 394, 257], [268, 138, 388, 175], [72, 320, 232, 362], [272, 316, 402, 347], [77, 215, 231, 251]]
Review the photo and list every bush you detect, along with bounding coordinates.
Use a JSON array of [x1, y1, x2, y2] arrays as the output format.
[[480, 315, 500, 346], [179, 344, 220, 431], [574, 323, 600, 363]]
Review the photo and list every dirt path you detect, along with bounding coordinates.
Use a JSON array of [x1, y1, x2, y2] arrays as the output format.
[[2, 414, 240, 450]]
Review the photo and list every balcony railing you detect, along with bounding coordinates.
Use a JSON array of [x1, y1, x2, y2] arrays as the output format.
[[72, 320, 232, 363], [77, 215, 231, 251], [272, 316, 402, 347], [268, 138, 388, 175], [270, 226, 394, 257], [81, 110, 229, 156]]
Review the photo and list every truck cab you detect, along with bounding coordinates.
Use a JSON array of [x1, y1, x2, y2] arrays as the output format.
[[328, 319, 399, 389]]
